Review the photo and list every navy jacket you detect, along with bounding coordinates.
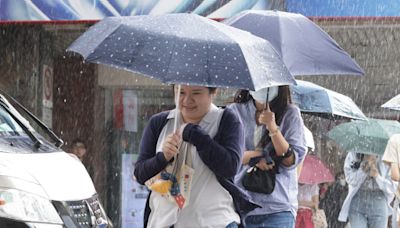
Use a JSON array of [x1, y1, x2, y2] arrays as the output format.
[[134, 108, 259, 227]]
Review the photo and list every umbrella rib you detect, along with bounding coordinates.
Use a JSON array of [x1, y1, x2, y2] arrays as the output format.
[[206, 41, 211, 85], [276, 11, 285, 61], [163, 45, 176, 83], [238, 46, 253, 89], [161, 20, 178, 83]]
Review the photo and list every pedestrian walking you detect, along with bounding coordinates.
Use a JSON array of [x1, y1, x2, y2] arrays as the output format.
[[319, 172, 348, 228], [69, 138, 87, 161], [296, 183, 319, 228], [229, 86, 307, 228], [339, 152, 394, 228], [382, 134, 400, 227], [134, 85, 257, 228]]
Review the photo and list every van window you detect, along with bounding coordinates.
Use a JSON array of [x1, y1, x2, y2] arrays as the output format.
[[0, 107, 24, 136]]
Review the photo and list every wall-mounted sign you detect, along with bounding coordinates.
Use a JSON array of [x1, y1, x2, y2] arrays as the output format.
[[42, 64, 53, 108]]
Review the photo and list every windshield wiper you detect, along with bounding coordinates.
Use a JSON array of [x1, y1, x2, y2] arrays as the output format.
[[0, 100, 42, 149], [0, 91, 63, 148]]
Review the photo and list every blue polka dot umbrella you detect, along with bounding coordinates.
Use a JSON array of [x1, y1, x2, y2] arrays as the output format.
[[67, 13, 295, 91]]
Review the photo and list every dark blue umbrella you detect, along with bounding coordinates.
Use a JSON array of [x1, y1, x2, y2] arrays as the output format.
[[291, 80, 367, 120], [224, 10, 364, 76], [67, 13, 295, 91]]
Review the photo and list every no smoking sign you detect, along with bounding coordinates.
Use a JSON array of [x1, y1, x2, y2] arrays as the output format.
[[42, 65, 53, 108]]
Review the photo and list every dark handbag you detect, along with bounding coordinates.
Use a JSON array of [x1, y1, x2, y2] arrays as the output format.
[[242, 166, 276, 194], [242, 106, 288, 194]]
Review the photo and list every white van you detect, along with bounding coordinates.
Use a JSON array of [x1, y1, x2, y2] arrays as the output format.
[[0, 94, 111, 228]]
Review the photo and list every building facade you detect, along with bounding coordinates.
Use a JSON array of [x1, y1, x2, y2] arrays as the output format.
[[1, 1, 400, 227]]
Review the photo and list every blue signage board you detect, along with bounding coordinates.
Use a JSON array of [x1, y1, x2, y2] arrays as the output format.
[[286, 0, 400, 17], [0, 0, 282, 21], [1, 0, 399, 22]]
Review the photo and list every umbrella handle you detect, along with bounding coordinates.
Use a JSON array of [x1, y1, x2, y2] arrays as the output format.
[[174, 84, 181, 133], [171, 84, 181, 182], [264, 88, 270, 111]]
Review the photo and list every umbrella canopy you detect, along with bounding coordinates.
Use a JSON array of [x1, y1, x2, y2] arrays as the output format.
[[299, 155, 334, 184], [67, 13, 295, 91], [224, 10, 364, 76], [290, 80, 367, 120], [328, 118, 400, 156], [382, 94, 400, 111]]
